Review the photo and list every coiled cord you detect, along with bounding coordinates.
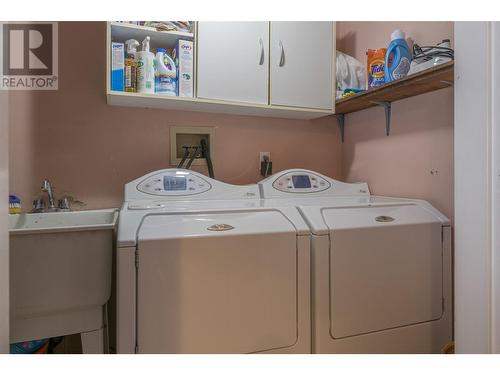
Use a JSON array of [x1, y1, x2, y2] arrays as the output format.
[[412, 42, 454, 61]]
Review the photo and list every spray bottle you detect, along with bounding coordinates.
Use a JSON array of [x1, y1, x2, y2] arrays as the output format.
[[124, 39, 139, 93], [136, 36, 155, 94]]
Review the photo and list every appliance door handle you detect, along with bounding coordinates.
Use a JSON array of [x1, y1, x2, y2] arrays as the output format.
[[259, 37, 265, 66], [278, 40, 285, 67]]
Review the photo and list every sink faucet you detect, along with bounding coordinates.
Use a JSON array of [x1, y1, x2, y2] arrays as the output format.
[[32, 179, 73, 213], [41, 179, 57, 211]]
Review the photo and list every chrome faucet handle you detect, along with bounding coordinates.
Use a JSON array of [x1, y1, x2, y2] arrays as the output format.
[[58, 197, 71, 211], [31, 199, 45, 213]]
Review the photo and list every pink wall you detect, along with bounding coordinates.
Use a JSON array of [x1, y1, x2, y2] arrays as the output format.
[[8, 22, 453, 219], [8, 22, 342, 210], [337, 22, 454, 219]]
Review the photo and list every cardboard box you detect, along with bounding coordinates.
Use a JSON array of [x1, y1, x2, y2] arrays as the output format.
[[111, 42, 124, 91], [173, 40, 194, 97]]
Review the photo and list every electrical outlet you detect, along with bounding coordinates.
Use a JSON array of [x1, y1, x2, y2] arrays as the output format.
[[259, 152, 270, 163]]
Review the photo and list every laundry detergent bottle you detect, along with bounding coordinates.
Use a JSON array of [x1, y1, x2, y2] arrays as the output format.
[[154, 48, 177, 96], [384, 30, 412, 82], [136, 36, 155, 94]]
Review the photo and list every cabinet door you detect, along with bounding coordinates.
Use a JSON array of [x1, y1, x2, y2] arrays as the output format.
[[270, 22, 334, 110], [197, 22, 269, 105]]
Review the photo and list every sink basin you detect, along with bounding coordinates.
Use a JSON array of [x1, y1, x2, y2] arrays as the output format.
[[9, 209, 118, 234], [8, 208, 118, 350]]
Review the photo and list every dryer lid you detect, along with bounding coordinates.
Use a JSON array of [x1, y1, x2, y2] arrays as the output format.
[[324, 204, 444, 338], [322, 203, 442, 230]]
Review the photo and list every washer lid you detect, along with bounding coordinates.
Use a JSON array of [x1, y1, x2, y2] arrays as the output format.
[[138, 210, 298, 241], [324, 204, 444, 338], [136, 210, 300, 353]]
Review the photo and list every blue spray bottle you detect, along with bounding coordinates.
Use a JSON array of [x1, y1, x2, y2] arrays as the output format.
[[385, 30, 412, 82]]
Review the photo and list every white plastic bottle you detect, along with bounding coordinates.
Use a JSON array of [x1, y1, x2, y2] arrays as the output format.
[[136, 36, 155, 94], [154, 48, 177, 96]]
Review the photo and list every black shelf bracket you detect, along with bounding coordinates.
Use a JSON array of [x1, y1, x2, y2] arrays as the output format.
[[334, 114, 345, 143], [370, 101, 392, 136], [335, 101, 391, 142]]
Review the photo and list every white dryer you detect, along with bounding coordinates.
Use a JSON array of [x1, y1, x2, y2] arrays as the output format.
[[116, 169, 311, 354], [259, 169, 452, 353]]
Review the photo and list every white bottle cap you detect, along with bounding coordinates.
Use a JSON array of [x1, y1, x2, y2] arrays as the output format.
[[125, 39, 139, 53], [142, 36, 151, 52], [391, 29, 405, 41]]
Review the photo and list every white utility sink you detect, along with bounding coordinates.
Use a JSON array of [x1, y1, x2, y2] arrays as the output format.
[[8, 209, 118, 353], [9, 209, 118, 233]]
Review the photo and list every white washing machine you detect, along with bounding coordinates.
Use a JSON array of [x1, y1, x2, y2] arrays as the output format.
[[116, 169, 311, 354], [259, 169, 452, 353]]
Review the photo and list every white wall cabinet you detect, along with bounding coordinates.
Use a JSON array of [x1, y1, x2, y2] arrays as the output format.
[[107, 21, 336, 119], [197, 22, 269, 105], [270, 22, 334, 110]]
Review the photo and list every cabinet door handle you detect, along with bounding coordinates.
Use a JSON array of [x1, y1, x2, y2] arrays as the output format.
[[259, 37, 265, 66], [279, 40, 285, 67]]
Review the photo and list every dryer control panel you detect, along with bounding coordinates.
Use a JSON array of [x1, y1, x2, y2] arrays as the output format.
[[137, 171, 211, 196], [260, 169, 370, 198], [272, 171, 330, 193]]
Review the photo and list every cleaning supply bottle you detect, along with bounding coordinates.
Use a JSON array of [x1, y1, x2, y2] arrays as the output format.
[[8, 195, 21, 214], [124, 39, 139, 93], [136, 36, 155, 94], [154, 48, 177, 96], [384, 30, 412, 82]]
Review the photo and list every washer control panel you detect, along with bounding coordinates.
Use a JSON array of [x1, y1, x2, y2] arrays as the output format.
[[272, 171, 331, 193], [137, 171, 211, 196]]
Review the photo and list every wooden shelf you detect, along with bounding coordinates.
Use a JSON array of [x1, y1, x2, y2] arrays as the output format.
[[334, 61, 454, 142], [335, 61, 454, 114]]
